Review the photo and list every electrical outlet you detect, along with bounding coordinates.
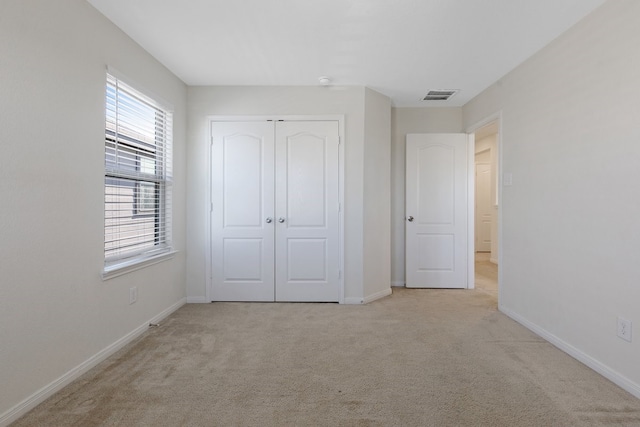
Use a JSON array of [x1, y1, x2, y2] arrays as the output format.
[[129, 287, 138, 305], [617, 317, 632, 342]]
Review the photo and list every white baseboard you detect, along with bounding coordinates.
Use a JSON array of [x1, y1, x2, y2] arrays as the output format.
[[0, 298, 187, 427], [344, 288, 393, 305], [364, 288, 393, 304], [500, 304, 640, 400], [187, 296, 209, 303], [391, 281, 405, 287]]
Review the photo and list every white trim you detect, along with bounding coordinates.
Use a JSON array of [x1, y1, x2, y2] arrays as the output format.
[[466, 111, 503, 304], [103, 70, 174, 275], [205, 134, 213, 303], [465, 112, 503, 135], [363, 288, 393, 304], [205, 115, 345, 304], [208, 115, 344, 123], [467, 133, 475, 289], [102, 250, 177, 280], [106, 65, 174, 112], [187, 296, 209, 303], [344, 288, 393, 305], [0, 298, 186, 427], [337, 118, 345, 304], [466, 112, 502, 206], [500, 304, 640, 400], [391, 281, 405, 287]]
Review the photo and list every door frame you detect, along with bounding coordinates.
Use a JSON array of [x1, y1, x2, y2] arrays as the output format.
[[468, 134, 476, 289], [466, 111, 503, 302], [205, 115, 345, 303]]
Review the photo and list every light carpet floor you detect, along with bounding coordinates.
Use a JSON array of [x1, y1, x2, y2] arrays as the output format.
[[474, 252, 498, 296], [13, 287, 640, 426]]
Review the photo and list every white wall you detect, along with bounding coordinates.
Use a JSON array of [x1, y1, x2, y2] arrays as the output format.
[[463, 0, 640, 396], [186, 86, 372, 302], [390, 108, 462, 286], [0, 0, 187, 422], [363, 88, 392, 300]]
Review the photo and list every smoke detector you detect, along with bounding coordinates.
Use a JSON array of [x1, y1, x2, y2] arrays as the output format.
[[318, 76, 331, 86]]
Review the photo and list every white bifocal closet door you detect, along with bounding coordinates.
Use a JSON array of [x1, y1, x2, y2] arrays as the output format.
[[275, 121, 340, 302], [211, 122, 275, 301], [210, 120, 340, 302]]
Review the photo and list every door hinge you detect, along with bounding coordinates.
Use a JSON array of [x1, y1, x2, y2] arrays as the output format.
[[338, 203, 342, 212], [338, 270, 342, 279], [210, 203, 214, 213]]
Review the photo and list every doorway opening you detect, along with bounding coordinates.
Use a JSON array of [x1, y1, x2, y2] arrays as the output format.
[[472, 120, 499, 297]]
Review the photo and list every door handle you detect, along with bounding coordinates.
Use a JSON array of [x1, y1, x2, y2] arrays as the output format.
[[266, 217, 273, 223], [278, 217, 285, 223], [407, 216, 414, 222]]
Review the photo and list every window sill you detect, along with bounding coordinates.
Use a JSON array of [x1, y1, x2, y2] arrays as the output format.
[[102, 250, 177, 281]]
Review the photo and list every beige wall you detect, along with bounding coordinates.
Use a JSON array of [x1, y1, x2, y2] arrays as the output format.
[[363, 88, 392, 300], [0, 0, 188, 421], [390, 108, 463, 285], [463, 0, 640, 396]]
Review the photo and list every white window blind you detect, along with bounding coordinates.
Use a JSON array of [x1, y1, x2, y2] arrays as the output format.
[[104, 73, 173, 267]]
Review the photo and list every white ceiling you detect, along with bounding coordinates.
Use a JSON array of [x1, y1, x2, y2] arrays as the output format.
[[88, 0, 606, 107]]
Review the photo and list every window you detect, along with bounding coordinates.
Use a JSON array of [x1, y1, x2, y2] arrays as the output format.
[[104, 72, 173, 275]]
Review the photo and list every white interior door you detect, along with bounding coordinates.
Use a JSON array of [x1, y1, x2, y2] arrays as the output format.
[[275, 121, 340, 302], [211, 122, 275, 301], [406, 133, 469, 288], [475, 162, 492, 252]]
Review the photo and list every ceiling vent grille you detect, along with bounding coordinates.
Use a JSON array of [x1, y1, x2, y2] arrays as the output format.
[[423, 90, 458, 101]]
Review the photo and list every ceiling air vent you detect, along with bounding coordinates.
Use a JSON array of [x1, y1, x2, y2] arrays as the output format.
[[423, 90, 458, 101]]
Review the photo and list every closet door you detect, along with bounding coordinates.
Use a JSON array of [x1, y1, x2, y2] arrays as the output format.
[[274, 121, 340, 302], [211, 122, 275, 301]]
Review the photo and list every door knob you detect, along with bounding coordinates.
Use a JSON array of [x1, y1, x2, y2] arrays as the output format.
[[278, 217, 285, 223], [266, 217, 273, 223], [407, 216, 414, 222]]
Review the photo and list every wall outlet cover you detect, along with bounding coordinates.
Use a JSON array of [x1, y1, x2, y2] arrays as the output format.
[[617, 317, 632, 342], [129, 287, 138, 305]]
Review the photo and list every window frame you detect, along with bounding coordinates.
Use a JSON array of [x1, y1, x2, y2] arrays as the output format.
[[102, 70, 175, 279]]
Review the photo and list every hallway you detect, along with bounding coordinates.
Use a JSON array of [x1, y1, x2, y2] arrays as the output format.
[[475, 252, 497, 296]]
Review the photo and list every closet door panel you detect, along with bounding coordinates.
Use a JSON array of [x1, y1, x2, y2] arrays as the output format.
[[211, 121, 275, 301], [275, 121, 340, 302], [285, 134, 327, 227]]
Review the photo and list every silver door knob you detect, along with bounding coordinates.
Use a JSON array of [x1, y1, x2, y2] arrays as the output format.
[[407, 216, 414, 222], [278, 217, 285, 223], [266, 217, 273, 223]]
